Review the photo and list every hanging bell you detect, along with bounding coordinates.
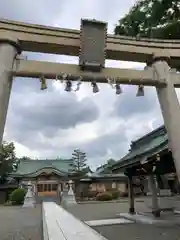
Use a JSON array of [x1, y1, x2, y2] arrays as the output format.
[[56, 75, 64, 84], [136, 85, 144, 97], [74, 77, 82, 91], [64, 80, 72, 92], [55, 75, 61, 81], [115, 83, 122, 95], [62, 73, 67, 81], [107, 78, 114, 88], [91, 81, 99, 93], [40, 76, 47, 90]]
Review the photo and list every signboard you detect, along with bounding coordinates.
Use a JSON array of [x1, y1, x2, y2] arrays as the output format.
[[79, 19, 107, 72]]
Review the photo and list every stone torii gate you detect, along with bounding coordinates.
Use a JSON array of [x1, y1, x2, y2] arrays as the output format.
[[1, 18, 180, 186]]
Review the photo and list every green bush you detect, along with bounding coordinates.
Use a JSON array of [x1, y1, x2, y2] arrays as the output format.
[[96, 192, 113, 201], [110, 190, 120, 199], [9, 188, 26, 205], [87, 191, 98, 199], [119, 191, 128, 197]]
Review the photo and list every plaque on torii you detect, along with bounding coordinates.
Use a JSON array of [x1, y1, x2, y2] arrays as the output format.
[[79, 19, 107, 72]]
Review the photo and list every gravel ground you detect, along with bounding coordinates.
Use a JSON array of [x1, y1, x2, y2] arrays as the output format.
[[66, 202, 180, 240], [65, 201, 149, 221], [93, 224, 180, 240], [0, 205, 42, 240], [1, 200, 179, 240]]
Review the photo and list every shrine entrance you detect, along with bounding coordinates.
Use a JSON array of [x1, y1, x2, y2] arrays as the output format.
[[37, 182, 59, 197], [1, 19, 180, 215]]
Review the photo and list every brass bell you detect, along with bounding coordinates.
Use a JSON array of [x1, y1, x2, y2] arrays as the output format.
[[115, 83, 122, 95], [136, 85, 144, 97], [91, 81, 99, 93], [75, 77, 82, 91], [40, 76, 47, 90], [65, 80, 72, 92]]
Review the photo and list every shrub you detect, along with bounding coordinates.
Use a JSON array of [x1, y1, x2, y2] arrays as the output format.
[[96, 192, 113, 201], [9, 188, 26, 205], [119, 191, 128, 197], [110, 190, 120, 199], [87, 191, 98, 199]]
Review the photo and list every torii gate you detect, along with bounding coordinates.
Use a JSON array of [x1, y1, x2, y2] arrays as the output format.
[[1, 18, 180, 184]]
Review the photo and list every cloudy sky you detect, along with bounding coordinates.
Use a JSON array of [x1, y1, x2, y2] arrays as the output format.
[[1, 0, 176, 170]]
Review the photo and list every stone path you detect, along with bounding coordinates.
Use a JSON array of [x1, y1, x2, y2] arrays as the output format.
[[85, 218, 133, 227], [0, 205, 42, 240]]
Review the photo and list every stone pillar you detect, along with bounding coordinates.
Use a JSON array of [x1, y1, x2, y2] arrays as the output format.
[[0, 39, 21, 143], [33, 182, 38, 198], [23, 181, 35, 208], [67, 180, 76, 204], [58, 182, 62, 202], [128, 175, 135, 214], [148, 175, 160, 217], [152, 58, 180, 183]]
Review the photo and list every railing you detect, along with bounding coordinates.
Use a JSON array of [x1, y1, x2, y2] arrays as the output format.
[[42, 202, 107, 240]]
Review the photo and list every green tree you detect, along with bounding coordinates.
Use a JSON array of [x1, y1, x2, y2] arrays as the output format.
[[18, 156, 32, 161], [96, 159, 117, 174], [115, 0, 180, 39], [0, 141, 17, 183], [70, 149, 89, 198], [107, 159, 116, 166], [71, 149, 88, 175]]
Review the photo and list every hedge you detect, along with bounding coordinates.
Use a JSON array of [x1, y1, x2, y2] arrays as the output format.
[[9, 188, 26, 205], [96, 192, 113, 201]]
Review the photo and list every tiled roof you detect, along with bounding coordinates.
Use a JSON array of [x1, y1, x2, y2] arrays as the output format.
[[80, 172, 126, 181], [87, 172, 125, 178], [12, 159, 74, 176], [112, 125, 168, 169]]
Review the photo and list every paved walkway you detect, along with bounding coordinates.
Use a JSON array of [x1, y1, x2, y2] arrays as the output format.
[[0, 205, 42, 240]]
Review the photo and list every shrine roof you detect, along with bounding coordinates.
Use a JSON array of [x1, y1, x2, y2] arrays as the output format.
[[112, 125, 168, 171], [87, 172, 125, 178], [80, 172, 126, 182], [11, 158, 74, 177]]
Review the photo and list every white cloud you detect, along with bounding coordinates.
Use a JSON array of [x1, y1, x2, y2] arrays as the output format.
[[14, 141, 40, 159]]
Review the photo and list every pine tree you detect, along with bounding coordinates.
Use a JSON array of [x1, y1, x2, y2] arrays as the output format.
[[115, 0, 180, 39], [70, 149, 89, 198], [71, 149, 87, 174]]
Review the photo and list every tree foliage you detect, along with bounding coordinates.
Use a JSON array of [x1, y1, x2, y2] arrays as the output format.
[[107, 159, 116, 166], [0, 141, 17, 183], [115, 0, 180, 39], [70, 149, 88, 175], [96, 158, 116, 174], [10, 188, 26, 205], [18, 156, 32, 161]]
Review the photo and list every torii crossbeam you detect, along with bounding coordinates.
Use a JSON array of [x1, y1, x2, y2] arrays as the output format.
[[1, 18, 180, 185]]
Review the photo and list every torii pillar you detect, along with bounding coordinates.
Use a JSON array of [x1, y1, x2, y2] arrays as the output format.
[[0, 39, 21, 143], [152, 57, 180, 183]]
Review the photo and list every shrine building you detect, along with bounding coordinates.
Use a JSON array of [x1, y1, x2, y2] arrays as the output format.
[[7, 158, 128, 203], [111, 125, 179, 217]]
